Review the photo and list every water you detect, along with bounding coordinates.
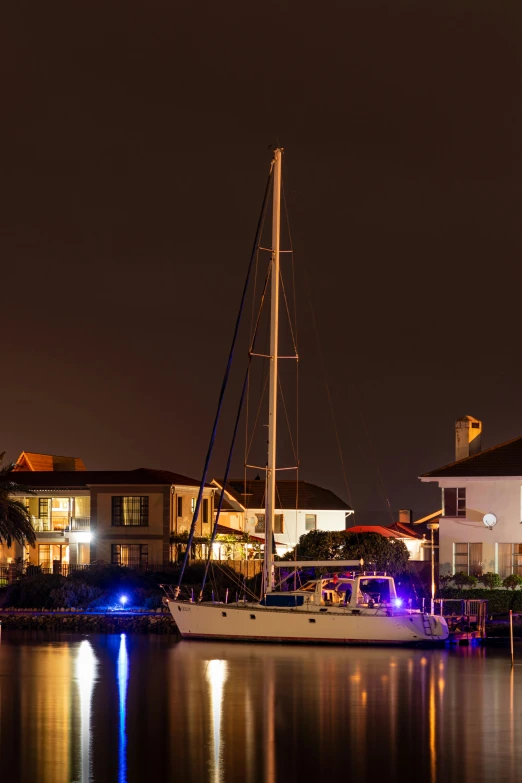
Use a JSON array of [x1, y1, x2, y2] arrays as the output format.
[[0, 631, 520, 783]]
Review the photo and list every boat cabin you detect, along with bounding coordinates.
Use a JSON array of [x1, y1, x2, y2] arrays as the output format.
[[268, 575, 399, 610]]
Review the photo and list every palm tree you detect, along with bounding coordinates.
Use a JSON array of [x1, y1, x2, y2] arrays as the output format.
[[0, 453, 36, 549]]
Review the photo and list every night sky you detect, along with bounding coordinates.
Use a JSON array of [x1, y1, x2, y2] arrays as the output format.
[[3, 1, 522, 523]]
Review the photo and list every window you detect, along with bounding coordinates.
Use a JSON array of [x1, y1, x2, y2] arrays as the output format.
[[191, 498, 196, 514], [177, 496, 183, 517], [255, 514, 284, 533], [454, 543, 482, 576], [305, 514, 317, 531], [38, 545, 51, 568], [443, 488, 466, 517], [38, 498, 49, 520], [38, 544, 68, 568], [111, 544, 148, 566], [202, 498, 209, 524], [112, 497, 149, 526], [498, 544, 522, 579]]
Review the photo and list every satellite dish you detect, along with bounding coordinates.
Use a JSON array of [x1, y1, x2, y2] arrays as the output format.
[[483, 513, 497, 529]]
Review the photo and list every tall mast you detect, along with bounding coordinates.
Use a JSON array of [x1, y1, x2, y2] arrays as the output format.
[[265, 148, 282, 593]]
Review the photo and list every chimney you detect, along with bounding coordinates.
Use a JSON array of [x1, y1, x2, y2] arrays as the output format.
[[398, 509, 412, 525], [455, 415, 482, 461]]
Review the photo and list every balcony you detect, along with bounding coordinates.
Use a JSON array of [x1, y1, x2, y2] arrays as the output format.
[[32, 518, 91, 534]]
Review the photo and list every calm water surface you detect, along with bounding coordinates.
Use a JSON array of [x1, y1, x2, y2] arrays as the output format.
[[0, 630, 520, 783]]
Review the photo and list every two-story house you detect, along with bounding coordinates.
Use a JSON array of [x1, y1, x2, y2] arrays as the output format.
[[420, 416, 522, 578], [2, 453, 214, 569], [211, 478, 353, 554]]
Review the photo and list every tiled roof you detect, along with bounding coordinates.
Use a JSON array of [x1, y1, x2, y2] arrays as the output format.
[[386, 522, 424, 540], [14, 452, 86, 471], [213, 479, 351, 511], [422, 436, 522, 478], [348, 525, 418, 540], [3, 468, 207, 489]]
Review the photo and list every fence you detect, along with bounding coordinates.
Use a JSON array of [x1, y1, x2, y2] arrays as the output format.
[[434, 598, 488, 637], [0, 559, 264, 584]]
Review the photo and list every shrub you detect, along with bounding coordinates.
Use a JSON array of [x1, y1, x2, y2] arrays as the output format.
[[453, 572, 478, 590], [503, 574, 522, 590], [49, 582, 104, 609], [481, 573, 502, 590], [4, 574, 66, 609]]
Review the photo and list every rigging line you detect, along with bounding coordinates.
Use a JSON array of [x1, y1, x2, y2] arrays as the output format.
[[244, 266, 272, 462], [281, 178, 300, 510], [245, 373, 269, 461], [200, 357, 253, 599], [175, 162, 274, 596], [302, 264, 353, 508], [201, 266, 273, 598], [245, 243, 263, 505], [278, 375, 298, 463], [279, 270, 299, 357]]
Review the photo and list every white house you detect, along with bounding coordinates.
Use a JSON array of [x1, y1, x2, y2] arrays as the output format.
[[420, 416, 522, 578], [211, 478, 353, 554]]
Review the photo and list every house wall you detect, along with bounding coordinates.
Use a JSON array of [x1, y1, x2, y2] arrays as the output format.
[[89, 485, 170, 565], [172, 487, 214, 538], [244, 508, 348, 550], [432, 478, 522, 575]]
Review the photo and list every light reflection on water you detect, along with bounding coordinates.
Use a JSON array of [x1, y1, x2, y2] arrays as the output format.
[[117, 634, 129, 783], [76, 640, 97, 783], [205, 659, 228, 783], [0, 634, 521, 782]]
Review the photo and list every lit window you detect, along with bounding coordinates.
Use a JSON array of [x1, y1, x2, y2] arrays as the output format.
[[111, 544, 148, 566], [112, 497, 149, 527], [305, 514, 317, 531], [191, 498, 196, 514]]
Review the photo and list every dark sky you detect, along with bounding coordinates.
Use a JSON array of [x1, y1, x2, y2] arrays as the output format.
[[3, 1, 522, 522]]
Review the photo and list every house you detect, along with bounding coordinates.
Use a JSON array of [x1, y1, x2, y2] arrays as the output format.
[[1, 454, 215, 569], [348, 521, 428, 561], [347, 507, 438, 562], [211, 478, 353, 554], [421, 416, 522, 578]]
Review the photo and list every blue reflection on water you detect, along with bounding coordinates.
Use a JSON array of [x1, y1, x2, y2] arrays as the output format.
[[118, 633, 129, 783]]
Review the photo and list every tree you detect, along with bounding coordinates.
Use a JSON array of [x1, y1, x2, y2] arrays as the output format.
[[481, 572, 502, 590], [343, 532, 410, 576], [503, 574, 522, 590], [294, 530, 410, 577], [0, 457, 36, 549], [295, 530, 346, 562], [453, 572, 478, 591]]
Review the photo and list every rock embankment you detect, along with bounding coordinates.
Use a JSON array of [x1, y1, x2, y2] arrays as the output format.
[[0, 610, 179, 634]]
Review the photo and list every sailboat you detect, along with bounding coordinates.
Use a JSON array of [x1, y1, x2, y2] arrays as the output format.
[[165, 148, 449, 645]]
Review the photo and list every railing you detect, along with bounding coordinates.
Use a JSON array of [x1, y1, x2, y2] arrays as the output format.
[[31, 517, 90, 533], [69, 518, 91, 531], [434, 598, 488, 638], [32, 518, 53, 532]]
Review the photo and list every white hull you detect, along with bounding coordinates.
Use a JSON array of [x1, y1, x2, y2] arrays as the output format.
[[168, 601, 449, 645]]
